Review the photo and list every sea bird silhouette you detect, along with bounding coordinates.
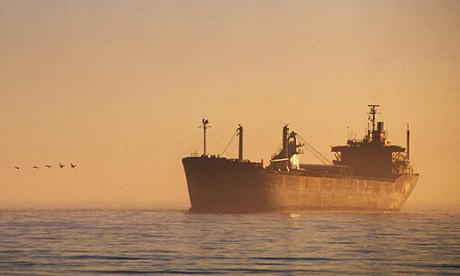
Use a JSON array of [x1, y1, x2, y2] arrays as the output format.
[[45, 164, 52, 168], [14, 166, 20, 169], [59, 163, 65, 168], [70, 163, 76, 168], [33, 166, 39, 169]]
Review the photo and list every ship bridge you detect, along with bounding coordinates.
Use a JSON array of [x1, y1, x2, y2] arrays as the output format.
[[332, 105, 413, 179]]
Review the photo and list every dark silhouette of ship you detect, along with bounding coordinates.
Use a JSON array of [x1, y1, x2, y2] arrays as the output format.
[[183, 105, 419, 213]]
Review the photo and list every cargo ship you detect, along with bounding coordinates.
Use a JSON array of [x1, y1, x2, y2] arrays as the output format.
[[182, 105, 419, 213]]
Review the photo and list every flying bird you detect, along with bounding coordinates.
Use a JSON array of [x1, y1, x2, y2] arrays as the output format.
[[70, 163, 76, 168], [59, 163, 65, 168], [33, 166, 39, 169], [45, 165, 52, 168], [14, 166, 20, 170]]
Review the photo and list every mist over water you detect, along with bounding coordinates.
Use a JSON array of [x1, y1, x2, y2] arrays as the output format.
[[1, 210, 459, 275]]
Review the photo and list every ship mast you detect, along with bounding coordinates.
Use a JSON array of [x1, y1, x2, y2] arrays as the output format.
[[368, 104, 379, 141], [201, 118, 210, 156], [407, 123, 410, 160], [238, 124, 243, 161]]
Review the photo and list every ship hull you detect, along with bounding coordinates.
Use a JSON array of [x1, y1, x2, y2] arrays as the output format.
[[183, 157, 419, 213]]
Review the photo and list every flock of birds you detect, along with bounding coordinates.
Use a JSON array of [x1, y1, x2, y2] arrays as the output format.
[[14, 163, 76, 170]]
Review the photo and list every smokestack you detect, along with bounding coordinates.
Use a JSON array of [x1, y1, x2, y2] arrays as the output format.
[[377, 122, 385, 142], [238, 124, 243, 161], [283, 125, 289, 159], [377, 122, 384, 132], [407, 123, 410, 160]]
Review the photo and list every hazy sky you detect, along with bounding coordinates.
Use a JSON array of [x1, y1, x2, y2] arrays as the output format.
[[1, 0, 459, 209]]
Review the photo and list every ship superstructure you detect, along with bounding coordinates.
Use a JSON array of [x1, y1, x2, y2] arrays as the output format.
[[182, 105, 419, 213], [332, 105, 413, 178]]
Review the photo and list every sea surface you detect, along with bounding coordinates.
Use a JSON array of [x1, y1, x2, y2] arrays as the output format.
[[0, 209, 459, 275]]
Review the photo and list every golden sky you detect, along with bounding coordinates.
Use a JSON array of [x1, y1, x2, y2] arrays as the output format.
[[1, 0, 459, 209]]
